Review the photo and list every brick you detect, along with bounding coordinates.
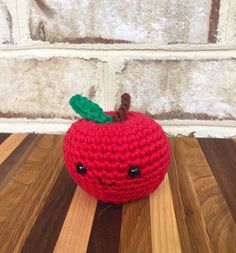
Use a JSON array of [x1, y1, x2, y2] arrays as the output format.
[[115, 60, 236, 120], [29, 0, 211, 44], [0, 58, 101, 118], [0, 1, 12, 44]]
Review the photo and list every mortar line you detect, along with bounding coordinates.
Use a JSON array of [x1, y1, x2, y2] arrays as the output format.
[[0, 43, 236, 50], [15, 0, 31, 44], [97, 61, 106, 110], [102, 62, 109, 111], [103, 62, 119, 111], [217, 0, 229, 43], [98, 61, 117, 111], [15, 0, 21, 42], [0, 48, 235, 61]]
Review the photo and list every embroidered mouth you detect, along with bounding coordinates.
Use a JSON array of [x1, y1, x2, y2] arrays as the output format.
[[98, 178, 116, 187]]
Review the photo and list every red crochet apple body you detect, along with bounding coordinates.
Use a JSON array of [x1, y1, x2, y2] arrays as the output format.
[[64, 111, 171, 203]]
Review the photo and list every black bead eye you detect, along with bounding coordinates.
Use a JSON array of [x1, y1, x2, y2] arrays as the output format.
[[76, 163, 87, 175], [128, 166, 140, 178]]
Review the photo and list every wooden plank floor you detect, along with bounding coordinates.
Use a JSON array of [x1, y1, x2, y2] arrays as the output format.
[[0, 134, 236, 253]]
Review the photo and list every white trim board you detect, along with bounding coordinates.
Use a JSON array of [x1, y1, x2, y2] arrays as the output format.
[[0, 118, 235, 138]]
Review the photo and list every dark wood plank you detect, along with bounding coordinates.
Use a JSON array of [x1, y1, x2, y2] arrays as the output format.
[[87, 201, 123, 253], [198, 138, 236, 223], [0, 133, 11, 144], [0, 134, 40, 188], [0, 135, 65, 253], [119, 197, 152, 253], [21, 167, 76, 253]]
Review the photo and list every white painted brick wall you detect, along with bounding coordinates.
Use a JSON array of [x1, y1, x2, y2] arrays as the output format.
[[115, 60, 236, 120], [0, 57, 102, 118], [29, 0, 211, 44], [0, 0, 235, 136]]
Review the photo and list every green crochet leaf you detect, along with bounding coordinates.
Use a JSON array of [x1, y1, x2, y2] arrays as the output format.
[[69, 94, 113, 123]]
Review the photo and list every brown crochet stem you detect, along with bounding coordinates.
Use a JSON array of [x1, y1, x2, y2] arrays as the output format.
[[113, 93, 131, 122]]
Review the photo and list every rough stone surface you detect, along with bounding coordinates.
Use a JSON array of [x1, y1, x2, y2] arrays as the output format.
[[29, 0, 211, 44], [0, 1, 12, 44], [0, 58, 101, 118], [115, 60, 236, 120]]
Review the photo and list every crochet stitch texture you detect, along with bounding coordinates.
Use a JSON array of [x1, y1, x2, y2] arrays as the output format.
[[64, 111, 171, 203]]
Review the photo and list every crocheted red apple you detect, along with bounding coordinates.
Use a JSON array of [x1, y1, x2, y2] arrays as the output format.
[[64, 93, 171, 203]]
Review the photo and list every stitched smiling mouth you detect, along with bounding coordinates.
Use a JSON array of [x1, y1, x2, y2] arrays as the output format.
[[98, 177, 116, 187]]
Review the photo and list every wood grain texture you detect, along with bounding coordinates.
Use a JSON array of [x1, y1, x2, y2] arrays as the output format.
[[170, 138, 236, 253], [150, 175, 181, 253], [0, 134, 65, 253], [87, 201, 122, 253], [199, 138, 236, 223], [1, 134, 236, 253], [0, 133, 27, 165], [0, 133, 11, 144], [21, 167, 77, 253], [119, 196, 152, 253], [0, 134, 40, 188], [54, 187, 97, 253], [168, 138, 208, 253], [188, 138, 236, 253]]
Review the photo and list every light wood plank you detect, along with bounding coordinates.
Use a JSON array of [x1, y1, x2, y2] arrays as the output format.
[[54, 187, 97, 253], [0, 133, 27, 165], [0, 135, 64, 253], [150, 175, 181, 253]]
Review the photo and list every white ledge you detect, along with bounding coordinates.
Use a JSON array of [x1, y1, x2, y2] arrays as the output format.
[[0, 118, 235, 138]]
